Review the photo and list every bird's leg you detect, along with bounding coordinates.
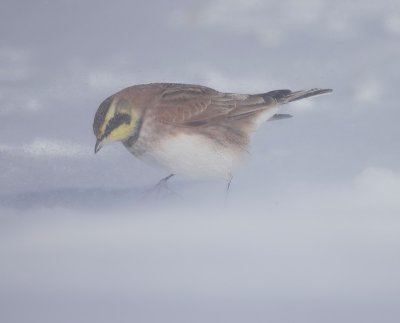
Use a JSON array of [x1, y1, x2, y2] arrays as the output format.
[[225, 173, 233, 201], [155, 173, 175, 187], [142, 174, 176, 199], [153, 173, 175, 195]]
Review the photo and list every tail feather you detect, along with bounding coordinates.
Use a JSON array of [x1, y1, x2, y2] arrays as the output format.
[[262, 88, 333, 104]]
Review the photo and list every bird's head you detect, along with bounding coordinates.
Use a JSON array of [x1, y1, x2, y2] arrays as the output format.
[[93, 95, 139, 153]]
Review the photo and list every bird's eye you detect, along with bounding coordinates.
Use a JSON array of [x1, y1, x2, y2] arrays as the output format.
[[112, 113, 131, 126]]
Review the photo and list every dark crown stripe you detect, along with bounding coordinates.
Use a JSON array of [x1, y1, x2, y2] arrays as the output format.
[[93, 96, 113, 135]]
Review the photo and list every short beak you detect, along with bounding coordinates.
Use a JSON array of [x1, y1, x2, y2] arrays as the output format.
[[94, 139, 103, 154]]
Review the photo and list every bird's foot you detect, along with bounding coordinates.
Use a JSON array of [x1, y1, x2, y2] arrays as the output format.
[[141, 174, 180, 200]]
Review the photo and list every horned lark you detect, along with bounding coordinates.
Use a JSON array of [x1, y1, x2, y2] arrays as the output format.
[[93, 83, 331, 189]]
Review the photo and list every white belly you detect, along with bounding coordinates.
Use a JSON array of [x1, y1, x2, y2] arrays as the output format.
[[135, 133, 246, 180]]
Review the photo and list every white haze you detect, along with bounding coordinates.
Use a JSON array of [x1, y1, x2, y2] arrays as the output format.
[[1, 0, 400, 322]]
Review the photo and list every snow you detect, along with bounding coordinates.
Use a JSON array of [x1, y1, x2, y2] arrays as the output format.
[[1, 0, 400, 322]]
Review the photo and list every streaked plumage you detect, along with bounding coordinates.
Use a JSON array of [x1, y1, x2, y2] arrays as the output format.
[[93, 83, 332, 184]]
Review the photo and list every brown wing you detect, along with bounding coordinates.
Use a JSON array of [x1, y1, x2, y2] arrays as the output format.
[[154, 84, 279, 126]]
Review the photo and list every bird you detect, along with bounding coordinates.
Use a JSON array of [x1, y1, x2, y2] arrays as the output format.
[[93, 83, 332, 192]]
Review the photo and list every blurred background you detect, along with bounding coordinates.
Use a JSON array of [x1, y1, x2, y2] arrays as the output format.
[[1, 0, 400, 322]]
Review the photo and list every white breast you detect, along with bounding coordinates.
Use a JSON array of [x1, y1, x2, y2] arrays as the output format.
[[136, 133, 246, 180]]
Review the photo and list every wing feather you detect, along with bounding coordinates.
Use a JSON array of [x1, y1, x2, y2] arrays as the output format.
[[154, 84, 278, 126]]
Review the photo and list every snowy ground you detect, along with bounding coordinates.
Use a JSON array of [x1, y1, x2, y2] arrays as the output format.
[[1, 0, 400, 322]]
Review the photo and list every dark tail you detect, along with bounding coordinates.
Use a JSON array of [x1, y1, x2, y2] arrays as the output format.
[[262, 88, 333, 104]]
